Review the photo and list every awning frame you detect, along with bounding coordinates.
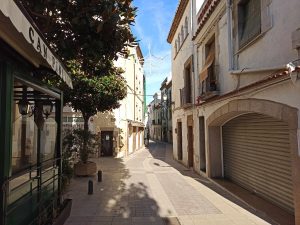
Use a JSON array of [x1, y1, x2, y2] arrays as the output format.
[[0, 0, 72, 88]]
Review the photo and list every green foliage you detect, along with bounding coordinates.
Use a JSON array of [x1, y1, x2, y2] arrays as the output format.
[[63, 129, 99, 163], [63, 60, 127, 121], [61, 130, 75, 189], [61, 156, 73, 191], [20, 0, 133, 164], [19, 0, 137, 76]]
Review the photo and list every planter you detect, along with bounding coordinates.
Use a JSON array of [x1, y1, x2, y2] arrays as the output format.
[[74, 161, 97, 176], [53, 199, 72, 225]]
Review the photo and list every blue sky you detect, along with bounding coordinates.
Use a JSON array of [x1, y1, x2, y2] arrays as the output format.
[[131, 1, 178, 104]]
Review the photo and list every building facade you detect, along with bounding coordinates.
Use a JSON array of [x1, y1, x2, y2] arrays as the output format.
[[160, 76, 173, 143], [0, 1, 72, 225], [93, 45, 145, 157], [168, 0, 300, 223], [150, 92, 162, 141], [168, 0, 195, 167], [147, 100, 155, 140]]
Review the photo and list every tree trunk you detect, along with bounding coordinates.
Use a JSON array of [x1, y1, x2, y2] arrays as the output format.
[[81, 115, 90, 163], [84, 117, 89, 133]]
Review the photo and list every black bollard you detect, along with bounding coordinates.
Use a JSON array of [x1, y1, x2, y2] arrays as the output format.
[[88, 180, 93, 195], [98, 170, 102, 182]]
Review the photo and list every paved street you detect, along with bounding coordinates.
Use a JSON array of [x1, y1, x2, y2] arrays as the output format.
[[64, 141, 271, 225]]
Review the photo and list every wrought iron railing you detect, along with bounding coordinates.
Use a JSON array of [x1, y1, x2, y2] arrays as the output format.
[[4, 158, 61, 225]]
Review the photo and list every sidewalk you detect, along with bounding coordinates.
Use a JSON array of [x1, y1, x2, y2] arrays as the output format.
[[64, 141, 271, 225]]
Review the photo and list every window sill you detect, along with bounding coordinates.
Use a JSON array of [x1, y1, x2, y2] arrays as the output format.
[[236, 32, 265, 55], [182, 103, 193, 109], [197, 91, 220, 104]]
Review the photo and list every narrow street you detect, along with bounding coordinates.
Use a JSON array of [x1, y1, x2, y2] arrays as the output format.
[[65, 141, 271, 225]]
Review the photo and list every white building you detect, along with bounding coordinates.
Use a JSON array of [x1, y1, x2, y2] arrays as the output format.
[[168, 0, 300, 223], [149, 92, 162, 141], [167, 0, 195, 166]]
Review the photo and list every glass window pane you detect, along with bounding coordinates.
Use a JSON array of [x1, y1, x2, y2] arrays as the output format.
[[41, 117, 57, 162], [12, 83, 38, 174]]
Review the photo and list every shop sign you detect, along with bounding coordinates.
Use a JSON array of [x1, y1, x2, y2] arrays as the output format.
[[0, 0, 73, 88]]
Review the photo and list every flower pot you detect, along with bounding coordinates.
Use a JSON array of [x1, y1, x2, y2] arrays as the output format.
[[53, 199, 72, 225], [74, 161, 97, 176]]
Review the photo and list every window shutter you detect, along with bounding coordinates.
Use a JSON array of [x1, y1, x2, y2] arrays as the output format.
[[261, 0, 272, 33]]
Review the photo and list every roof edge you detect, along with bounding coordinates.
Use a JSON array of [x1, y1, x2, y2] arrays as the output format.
[[167, 0, 189, 44]]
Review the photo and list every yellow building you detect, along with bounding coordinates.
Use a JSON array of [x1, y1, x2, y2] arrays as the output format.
[[93, 45, 145, 157]]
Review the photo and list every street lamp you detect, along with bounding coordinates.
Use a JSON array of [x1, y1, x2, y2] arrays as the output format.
[[18, 88, 30, 116], [163, 93, 167, 102], [42, 99, 54, 119]]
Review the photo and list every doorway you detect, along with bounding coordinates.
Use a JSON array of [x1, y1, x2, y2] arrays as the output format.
[[177, 121, 183, 160], [101, 131, 113, 156], [199, 117, 206, 172], [187, 125, 194, 168]]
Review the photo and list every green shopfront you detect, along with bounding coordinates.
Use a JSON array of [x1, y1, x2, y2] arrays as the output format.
[[0, 1, 73, 225]]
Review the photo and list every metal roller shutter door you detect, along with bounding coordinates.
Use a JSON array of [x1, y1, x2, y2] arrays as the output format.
[[222, 113, 294, 213]]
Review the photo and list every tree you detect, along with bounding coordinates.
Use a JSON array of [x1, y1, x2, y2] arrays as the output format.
[[20, 0, 136, 163], [57, 60, 127, 162], [64, 61, 127, 132], [19, 0, 137, 76]]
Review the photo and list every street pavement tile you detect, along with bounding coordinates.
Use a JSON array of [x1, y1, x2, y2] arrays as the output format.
[[163, 217, 181, 225], [65, 142, 270, 225], [131, 217, 166, 225], [157, 173, 220, 216]]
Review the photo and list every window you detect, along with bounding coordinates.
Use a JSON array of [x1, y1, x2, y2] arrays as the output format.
[[178, 33, 181, 47], [184, 64, 192, 104], [185, 17, 189, 38], [181, 26, 184, 42], [200, 36, 217, 95], [237, 0, 272, 49], [238, 0, 261, 48], [180, 57, 193, 106], [175, 40, 178, 53], [9, 78, 61, 207]]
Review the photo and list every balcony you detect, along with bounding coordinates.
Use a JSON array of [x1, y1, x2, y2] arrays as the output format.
[[152, 119, 161, 125]]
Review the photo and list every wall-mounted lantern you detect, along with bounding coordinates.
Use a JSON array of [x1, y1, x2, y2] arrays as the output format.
[[18, 98, 30, 115], [42, 99, 53, 118]]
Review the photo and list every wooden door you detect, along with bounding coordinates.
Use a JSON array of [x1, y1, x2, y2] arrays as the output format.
[[188, 126, 194, 168], [177, 122, 182, 160], [101, 131, 113, 156]]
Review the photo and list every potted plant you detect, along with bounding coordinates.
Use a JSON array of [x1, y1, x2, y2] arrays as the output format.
[[63, 129, 99, 176]]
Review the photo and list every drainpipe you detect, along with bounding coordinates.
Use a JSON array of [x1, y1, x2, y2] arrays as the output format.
[[133, 58, 136, 122], [226, 0, 234, 71]]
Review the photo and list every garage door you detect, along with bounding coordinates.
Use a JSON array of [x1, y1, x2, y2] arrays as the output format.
[[222, 113, 294, 213]]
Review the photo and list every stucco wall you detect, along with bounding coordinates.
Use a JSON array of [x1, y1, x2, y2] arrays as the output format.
[[171, 0, 194, 109], [193, 80, 300, 175], [233, 0, 300, 70], [93, 46, 145, 157], [171, 1, 195, 166], [194, 0, 300, 96]]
